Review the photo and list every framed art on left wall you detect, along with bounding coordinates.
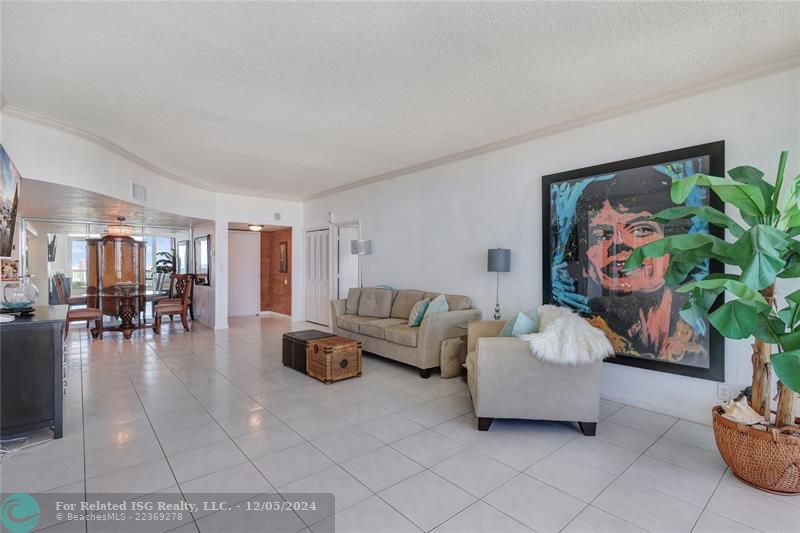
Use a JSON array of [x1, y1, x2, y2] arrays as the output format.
[[542, 141, 725, 381], [0, 145, 21, 259]]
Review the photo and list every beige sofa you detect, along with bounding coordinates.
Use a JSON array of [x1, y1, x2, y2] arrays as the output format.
[[466, 320, 601, 435], [331, 288, 481, 378]]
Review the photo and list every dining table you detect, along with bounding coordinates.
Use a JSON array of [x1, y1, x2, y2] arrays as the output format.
[[91, 286, 168, 339]]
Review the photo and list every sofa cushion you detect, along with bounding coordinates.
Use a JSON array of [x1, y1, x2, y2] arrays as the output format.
[[337, 314, 376, 333], [358, 288, 394, 318], [346, 288, 362, 314], [391, 290, 425, 319], [359, 318, 405, 339], [423, 292, 472, 311], [423, 294, 449, 317], [407, 298, 430, 327], [384, 324, 419, 347]]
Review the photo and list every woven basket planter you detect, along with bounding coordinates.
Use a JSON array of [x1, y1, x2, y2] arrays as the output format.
[[712, 406, 800, 494]]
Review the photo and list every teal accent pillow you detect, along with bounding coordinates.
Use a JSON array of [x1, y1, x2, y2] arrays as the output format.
[[500, 308, 539, 337], [408, 298, 431, 327], [424, 294, 449, 317]]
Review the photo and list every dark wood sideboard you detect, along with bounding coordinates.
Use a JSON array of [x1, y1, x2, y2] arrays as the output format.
[[0, 305, 66, 439]]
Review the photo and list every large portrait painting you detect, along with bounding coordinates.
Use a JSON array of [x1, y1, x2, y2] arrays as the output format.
[[1, 145, 21, 259], [542, 142, 725, 381]]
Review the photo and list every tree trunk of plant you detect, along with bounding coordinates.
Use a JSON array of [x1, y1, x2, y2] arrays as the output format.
[[775, 381, 797, 428], [751, 339, 772, 420], [751, 285, 776, 421]]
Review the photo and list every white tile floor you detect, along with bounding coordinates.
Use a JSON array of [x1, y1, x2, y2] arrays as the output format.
[[1, 316, 798, 532]]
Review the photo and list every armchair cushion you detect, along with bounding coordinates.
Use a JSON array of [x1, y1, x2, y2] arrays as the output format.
[[520, 305, 613, 365], [358, 288, 394, 318], [499, 311, 538, 337]]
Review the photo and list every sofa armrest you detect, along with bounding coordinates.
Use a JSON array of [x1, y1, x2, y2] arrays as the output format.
[[467, 320, 506, 353], [473, 337, 602, 421], [330, 299, 346, 318], [417, 309, 481, 368]]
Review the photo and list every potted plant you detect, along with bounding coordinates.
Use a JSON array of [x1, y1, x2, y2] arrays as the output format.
[[626, 151, 800, 494], [153, 250, 176, 292]]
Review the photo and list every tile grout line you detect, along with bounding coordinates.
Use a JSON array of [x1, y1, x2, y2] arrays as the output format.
[[106, 336, 201, 532], [143, 334, 314, 530], [560, 416, 687, 533]]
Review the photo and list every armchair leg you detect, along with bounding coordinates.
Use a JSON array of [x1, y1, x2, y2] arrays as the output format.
[[419, 368, 431, 379], [478, 417, 494, 431], [180, 312, 190, 331], [578, 422, 597, 436], [153, 315, 161, 334]]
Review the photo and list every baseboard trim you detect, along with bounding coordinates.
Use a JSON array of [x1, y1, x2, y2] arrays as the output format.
[[259, 311, 291, 320]]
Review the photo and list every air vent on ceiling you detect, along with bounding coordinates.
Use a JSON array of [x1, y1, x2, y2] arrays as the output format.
[[131, 181, 147, 202]]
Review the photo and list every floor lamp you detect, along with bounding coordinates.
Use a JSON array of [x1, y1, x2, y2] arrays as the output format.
[[488, 247, 511, 320], [351, 239, 372, 288]]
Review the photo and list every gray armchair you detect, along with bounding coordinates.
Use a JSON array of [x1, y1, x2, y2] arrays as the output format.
[[466, 320, 601, 435]]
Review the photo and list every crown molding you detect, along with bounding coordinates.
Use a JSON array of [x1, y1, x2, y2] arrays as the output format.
[[3, 51, 798, 204], [1, 103, 227, 194], [304, 52, 800, 201]]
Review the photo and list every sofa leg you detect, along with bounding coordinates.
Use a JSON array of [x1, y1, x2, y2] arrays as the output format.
[[478, 417, 494, 431], [578, 422, 597, 436], [419, 368, 431, 379]]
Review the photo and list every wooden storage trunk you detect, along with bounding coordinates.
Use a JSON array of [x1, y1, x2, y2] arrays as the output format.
[[282, 330, 335, 374], [306, 336, 362, 384]]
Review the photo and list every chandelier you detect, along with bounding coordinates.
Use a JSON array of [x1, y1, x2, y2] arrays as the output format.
[[107, 216, 135, 237]]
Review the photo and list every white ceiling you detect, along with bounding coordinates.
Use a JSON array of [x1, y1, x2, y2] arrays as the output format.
[[19, 178, 206, 228], [2, 2, 799, 200]]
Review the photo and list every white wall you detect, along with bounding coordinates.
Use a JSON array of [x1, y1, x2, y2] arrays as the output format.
[[1, 113, 306, 328], [305, 67, 800, 424]]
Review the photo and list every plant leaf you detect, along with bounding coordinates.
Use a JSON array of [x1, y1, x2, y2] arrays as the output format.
[[672, 174, 766, 218], [708, 300, 758, 339], [651, 206, 746, 238], [625, 234, 732, 271], [787, 289, 800, 306], [779, 332, 800, 352], [772, 350, 800, 394], [728, 165, 775, 211], [679, 287, 722, 331], [677, 278, 771, 310], [753, 314, 786, 344], [727, 225, 788, 290]]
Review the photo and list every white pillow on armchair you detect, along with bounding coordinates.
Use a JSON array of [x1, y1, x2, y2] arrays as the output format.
[[520, 305, 613, 365]]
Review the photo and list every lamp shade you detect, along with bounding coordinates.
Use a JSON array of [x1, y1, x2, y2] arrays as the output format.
[[351, 239, 373, 255], [487, 248, 511, 272]]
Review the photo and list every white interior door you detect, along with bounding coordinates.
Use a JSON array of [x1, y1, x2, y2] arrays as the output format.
[[337, 225, 359, 299], [305, 229, 330, 325], [228, 231, 260, 317]]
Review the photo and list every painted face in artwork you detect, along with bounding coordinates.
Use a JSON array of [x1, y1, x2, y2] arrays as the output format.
[[584, 200, 668, 293]]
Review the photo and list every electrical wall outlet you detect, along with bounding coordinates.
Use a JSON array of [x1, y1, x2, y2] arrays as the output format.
[[717, 383, 732, 402]]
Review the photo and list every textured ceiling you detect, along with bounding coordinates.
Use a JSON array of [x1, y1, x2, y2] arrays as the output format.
[[3, 2, 799, 200]]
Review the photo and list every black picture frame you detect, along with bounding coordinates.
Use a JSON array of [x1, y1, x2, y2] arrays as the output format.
[[541, 141, 725, 382], [279, 241, 288, 273], [193, 234, 211, 286]]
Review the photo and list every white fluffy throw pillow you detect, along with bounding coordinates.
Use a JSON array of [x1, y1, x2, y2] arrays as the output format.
[[519, 305, 613, 365]]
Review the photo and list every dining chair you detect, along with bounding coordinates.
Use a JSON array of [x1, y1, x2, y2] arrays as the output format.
[[153, 274, 194, 334], [53, 273, 103, 339], [151, 274, 175, 315]]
